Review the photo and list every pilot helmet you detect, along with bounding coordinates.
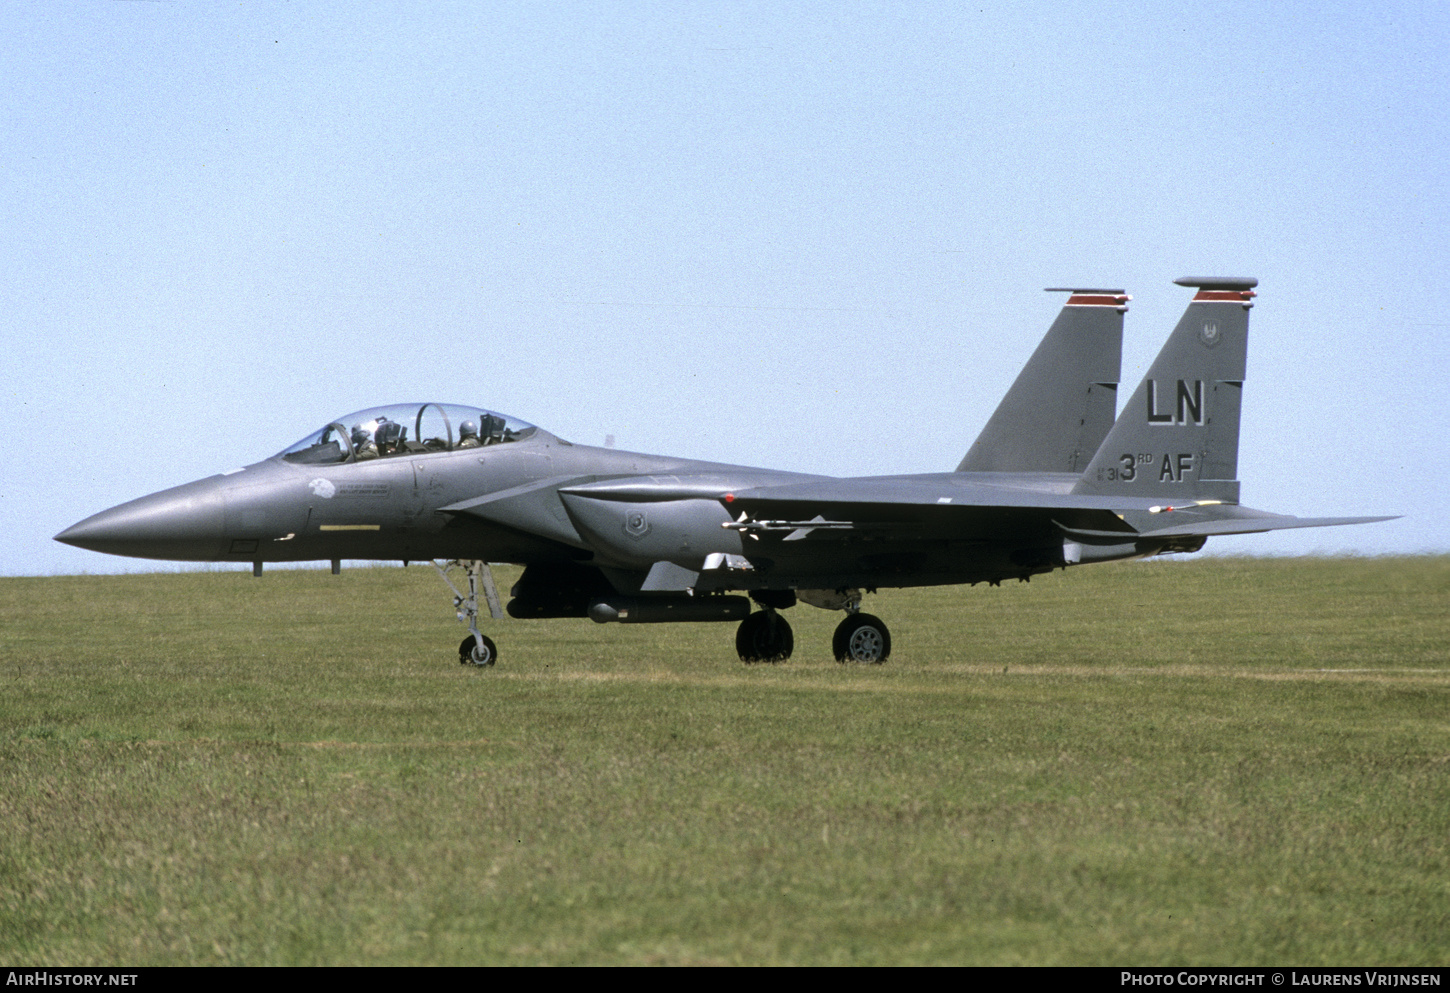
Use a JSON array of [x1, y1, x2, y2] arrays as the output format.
[[350, 425, 370, 449], [375, 419, 403, 452], [459, 420, 478, 441]]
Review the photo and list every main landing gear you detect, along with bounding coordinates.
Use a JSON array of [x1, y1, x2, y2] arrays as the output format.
[[733, 590, 893, 664], [736, 609, 794, 663], [832, 613, 891, 664], [434, 560, 503, 668], [432, 563, 894, 668]]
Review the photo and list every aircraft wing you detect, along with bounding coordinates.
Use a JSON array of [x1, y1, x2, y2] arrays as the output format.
[[557, 473, 1395, 544], [561, 473, 1153, 547], [726, 474, 1157, 511], [737, 484, 1396, 541]]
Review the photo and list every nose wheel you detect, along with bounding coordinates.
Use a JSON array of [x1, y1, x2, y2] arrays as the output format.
[[459, 633, 498, 667], [736, 610, 794, 663], [435, 560, 504, 668], [833, 613, 891, 663]]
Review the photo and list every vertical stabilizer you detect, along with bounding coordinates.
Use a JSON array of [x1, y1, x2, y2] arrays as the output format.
[[1072, 277, 1257, 502], [956, 288, 1127, 473]]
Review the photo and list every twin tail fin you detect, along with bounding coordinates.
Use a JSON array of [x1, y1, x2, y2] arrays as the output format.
[[1072, 278, 1257, 502], [957, 288, 1127, 474]]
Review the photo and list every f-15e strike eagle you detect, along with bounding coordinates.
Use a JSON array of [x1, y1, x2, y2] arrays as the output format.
[[57, 278, 1392, 666]]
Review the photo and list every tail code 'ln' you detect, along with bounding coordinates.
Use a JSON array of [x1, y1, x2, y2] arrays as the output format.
[[1072, 277, 1257, 502]]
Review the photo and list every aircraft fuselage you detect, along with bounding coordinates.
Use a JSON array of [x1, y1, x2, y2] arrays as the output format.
[[57, 430, 1098, 589]]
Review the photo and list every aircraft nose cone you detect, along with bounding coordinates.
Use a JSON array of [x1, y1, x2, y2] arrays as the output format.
[[55, 477, 228, 561]]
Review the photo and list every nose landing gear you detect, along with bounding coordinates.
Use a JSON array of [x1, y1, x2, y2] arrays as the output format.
[[434, 559, 504, 668], [459, 633, 498, 667]]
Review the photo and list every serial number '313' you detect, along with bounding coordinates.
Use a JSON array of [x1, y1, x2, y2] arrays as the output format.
[[1097, 453, 1195, 483]]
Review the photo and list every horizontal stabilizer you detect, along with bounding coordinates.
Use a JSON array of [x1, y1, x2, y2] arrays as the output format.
[[1133, 513, 1398, 539], [1054, 521, 1142, 544], [1058, 509, 1397, 543]]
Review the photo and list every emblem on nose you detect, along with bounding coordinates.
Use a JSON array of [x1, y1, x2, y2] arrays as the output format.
[[309, 478, 337, 499]]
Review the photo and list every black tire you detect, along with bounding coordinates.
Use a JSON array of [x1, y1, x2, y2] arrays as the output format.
[[736, 612, 794, 663], [833, 613, 891, 664], [459, 634, 498, 667]]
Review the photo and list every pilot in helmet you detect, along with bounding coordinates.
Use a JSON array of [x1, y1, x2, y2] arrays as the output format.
[[351, 424, 379, 460], [375, 418, 404, 456], [457, 420, 482, 448]]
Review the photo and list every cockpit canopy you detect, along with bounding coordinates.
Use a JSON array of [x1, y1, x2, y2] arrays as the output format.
[[278, 403, 537, 466]]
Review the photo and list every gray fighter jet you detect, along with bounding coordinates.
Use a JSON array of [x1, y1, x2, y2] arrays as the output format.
[[56, 278, 1393, 666]]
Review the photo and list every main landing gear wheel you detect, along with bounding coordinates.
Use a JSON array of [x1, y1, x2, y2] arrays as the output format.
[[736, 611, 794, 663], [833, 613, 891, 664], [459, 634, 498, 667]]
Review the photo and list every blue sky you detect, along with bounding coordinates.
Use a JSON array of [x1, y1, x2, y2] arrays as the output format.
[[4, 1, 1447, 575]]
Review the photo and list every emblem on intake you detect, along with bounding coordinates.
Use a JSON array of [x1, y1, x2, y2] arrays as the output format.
[[624, 510, 650, 539]]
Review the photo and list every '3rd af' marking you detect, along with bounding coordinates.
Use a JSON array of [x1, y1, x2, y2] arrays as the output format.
[[1096, 452, 1194, 483]]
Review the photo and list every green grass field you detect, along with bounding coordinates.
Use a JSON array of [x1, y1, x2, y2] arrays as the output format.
[[2, 556, 1447, 965]]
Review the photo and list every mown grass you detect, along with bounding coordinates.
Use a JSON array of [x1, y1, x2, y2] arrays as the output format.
[[1, 557, 1446, 965]]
